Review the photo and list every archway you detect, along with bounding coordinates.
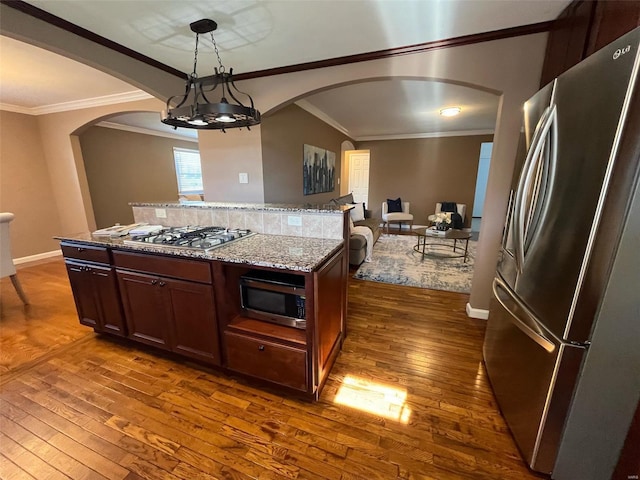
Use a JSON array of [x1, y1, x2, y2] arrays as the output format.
[[74, 110, 199, 229]]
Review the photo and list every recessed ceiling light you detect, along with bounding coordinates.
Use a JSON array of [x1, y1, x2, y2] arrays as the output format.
[[440, 107, 461, 117]]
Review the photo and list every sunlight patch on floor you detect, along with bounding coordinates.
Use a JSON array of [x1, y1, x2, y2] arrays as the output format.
[[333, 375, 412, 423]]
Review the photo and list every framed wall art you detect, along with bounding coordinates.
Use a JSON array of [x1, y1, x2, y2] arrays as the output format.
[[303, 144, 335, 195]]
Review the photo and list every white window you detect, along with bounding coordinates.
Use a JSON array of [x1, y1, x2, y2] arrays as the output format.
[[173, 148, 203, 194]]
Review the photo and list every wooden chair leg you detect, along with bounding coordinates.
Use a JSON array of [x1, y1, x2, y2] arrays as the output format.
[[10, 274, 29, 305]]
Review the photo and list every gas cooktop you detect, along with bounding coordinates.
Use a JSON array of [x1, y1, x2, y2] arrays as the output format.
[[123, 226, 254, 252]]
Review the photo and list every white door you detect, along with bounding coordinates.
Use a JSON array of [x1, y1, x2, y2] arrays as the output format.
[[348, 151, 370, 206]]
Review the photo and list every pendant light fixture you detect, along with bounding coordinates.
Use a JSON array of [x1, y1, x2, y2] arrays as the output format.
[[161, 19, 261, 131]]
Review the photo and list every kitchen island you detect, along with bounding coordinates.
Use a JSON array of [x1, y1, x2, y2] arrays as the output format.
[[58, 205, 349, 400]]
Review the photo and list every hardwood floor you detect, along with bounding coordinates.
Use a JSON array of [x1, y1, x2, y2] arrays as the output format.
[[0, 258, 547, 480]]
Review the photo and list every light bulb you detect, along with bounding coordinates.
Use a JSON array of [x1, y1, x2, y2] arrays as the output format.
[[215, 114, 236, 123], [187, 115, 208, 126]]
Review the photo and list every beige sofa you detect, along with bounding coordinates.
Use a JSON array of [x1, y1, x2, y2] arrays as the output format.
[[328, 193, 381, 266]]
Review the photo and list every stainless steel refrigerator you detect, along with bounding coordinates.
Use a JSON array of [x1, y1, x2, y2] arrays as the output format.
[[483, 27, 640, 475]]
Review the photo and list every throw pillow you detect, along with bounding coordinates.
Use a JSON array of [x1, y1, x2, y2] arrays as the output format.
[[387, 197, 403, 213], [347, 203, 365, 222]]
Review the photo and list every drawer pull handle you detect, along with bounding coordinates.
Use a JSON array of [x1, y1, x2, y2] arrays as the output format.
[[77, 247, 85, 252], [258, 345, 265, 351]]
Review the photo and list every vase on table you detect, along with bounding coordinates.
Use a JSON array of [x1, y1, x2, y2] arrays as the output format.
[[436, 222, 450, 231]]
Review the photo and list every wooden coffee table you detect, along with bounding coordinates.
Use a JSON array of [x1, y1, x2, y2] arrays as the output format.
[[413, 227, 472, 262]]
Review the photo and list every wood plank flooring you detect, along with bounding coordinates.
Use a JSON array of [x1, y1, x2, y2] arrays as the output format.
[[0, 258, 547, 479]]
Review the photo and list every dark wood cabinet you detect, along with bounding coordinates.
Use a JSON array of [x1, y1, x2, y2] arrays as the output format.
[[166, 277, 219, 363], [117, 270, 170, 349], [61, 239, 346, 399], [63, 245, 125, 336], [114, 251, 221, 366], [219, 246, 346, 398], [225, 331, 308, 391], [585, 0, 640, 56], [541, 0, 640, 86], [540, 0, 595, 86]]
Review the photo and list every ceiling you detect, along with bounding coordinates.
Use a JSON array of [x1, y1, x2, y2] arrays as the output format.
[[0, 0, 570, 140]]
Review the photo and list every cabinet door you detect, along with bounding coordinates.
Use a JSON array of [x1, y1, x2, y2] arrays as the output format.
[[91, 266, 126, 336], [66, 262, 101, 329], [164, 278, 220, 365], [117, 271, 170, 349]]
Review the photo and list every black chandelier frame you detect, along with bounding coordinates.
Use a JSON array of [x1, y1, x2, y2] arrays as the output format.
[[161, 19, 261, 131]]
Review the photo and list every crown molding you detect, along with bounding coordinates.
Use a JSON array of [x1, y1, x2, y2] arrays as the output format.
[[234, 21, 553, 81], [0, 103, 33, 114], [35, 91, 154, 115], [356, 129, 495, 142], [1, 90, 154, 116], [293, 99, 494, 142], [96, 121, 198, 143], [295, 100, 352, 138]]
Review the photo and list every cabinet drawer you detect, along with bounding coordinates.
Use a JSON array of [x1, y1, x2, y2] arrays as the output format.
[[61, 242, 110, 264], [225, 331, 307, 391], [113, 250, 212, 284]]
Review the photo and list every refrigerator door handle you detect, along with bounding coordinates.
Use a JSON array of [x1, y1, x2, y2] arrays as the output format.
[[492, 277, 556, 352], [502, 189, 516, 249], [513, 103, 558, 273]]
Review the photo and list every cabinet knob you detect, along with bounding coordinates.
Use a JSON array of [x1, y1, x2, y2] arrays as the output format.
[[77, 247, 85, 252], [151, 279, 158, 285], [159, 281, 166, 287], [258, 345, 265, 351]]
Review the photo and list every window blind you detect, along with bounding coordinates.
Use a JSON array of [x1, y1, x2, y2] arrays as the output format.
[[173, 148, 203, 194]]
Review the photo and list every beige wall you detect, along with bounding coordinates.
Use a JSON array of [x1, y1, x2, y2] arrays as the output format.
[[35, 97, 166, 236], [0, 111, 63, 257], [199, 126, 265, 203], [358, 135, 494, 226], [261, 104, 352, 204], [79, 126, 197, 228]]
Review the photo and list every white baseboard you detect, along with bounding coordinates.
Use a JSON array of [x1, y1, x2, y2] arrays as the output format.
[[14, 249, 62, 265], [466, 302, 489, 320]]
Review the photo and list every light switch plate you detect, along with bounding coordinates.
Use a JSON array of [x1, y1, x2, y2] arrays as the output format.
[[239, 172, 249, 184], [155, 208, 167, 218]]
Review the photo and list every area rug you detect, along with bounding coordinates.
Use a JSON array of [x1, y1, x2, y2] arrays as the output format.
[[353, 234, 476, 293]]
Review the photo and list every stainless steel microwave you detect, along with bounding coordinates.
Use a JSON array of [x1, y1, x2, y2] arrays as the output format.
[[239, 270, 306, 329]]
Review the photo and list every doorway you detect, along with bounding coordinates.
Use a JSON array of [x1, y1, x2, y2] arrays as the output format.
[[346, 150, 370, 207]]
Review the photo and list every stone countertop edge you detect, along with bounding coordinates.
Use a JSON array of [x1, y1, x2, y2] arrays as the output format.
[[130, 201, 350, 214], [56, 233, 344, 273]]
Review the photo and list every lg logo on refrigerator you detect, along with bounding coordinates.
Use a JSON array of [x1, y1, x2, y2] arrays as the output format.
[[613, 45, 631, 60]]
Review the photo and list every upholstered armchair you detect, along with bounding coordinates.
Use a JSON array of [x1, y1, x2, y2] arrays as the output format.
[[435, 202, 466, 222], [381, 201, 413, 233], [434, 202, 467, 229], [0, 212, 29, 304]]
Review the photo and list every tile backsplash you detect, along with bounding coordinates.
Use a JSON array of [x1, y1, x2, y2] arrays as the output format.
[[132, 205, 345, 240]]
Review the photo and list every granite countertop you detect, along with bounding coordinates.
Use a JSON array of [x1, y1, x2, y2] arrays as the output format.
[[130, 201, 349, 215], [57, 233, 344, 272]]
